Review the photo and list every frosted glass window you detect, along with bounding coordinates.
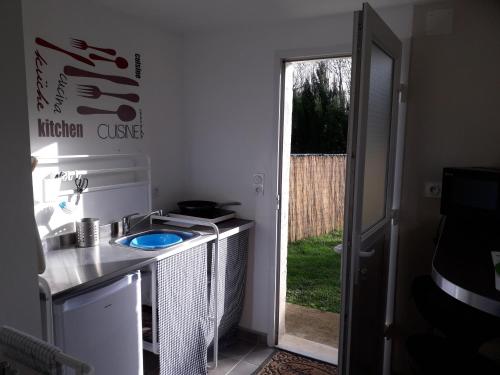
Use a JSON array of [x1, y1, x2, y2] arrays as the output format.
[[361, 44, 394, 232]]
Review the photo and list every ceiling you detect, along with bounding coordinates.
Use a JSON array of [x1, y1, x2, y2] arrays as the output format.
[[88, 0, 423, 34]]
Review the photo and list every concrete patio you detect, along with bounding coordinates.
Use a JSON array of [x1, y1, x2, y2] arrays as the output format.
[[285, 303, 340, 348]]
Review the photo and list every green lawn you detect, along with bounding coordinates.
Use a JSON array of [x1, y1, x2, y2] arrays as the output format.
[[286, 231, 343, 313]]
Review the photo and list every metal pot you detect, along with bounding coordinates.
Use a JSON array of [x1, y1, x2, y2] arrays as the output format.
[[177, 200, 241, 213]]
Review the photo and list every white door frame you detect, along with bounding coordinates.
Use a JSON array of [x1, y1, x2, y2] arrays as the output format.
[[382, 37, 411, 375], [270, 41, 411, 373], [271, 44, 351, 347]]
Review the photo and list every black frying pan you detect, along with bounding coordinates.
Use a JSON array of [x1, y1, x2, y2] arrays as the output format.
[[177, 200, 240, 213]]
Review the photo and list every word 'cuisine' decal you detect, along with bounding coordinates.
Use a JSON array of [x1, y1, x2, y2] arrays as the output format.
[[31, 36, 143, 141], [135, 54, 141, 79], [98, 110, 143, 139], [98, 124, 144, 139]]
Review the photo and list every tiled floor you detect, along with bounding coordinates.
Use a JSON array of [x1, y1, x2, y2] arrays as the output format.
[[143, 336, 274, 375], [208, 340, 274, 375]]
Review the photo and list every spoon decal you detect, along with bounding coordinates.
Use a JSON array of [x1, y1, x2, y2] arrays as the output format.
[[77, 105, 137, 122], [89, 53, 129, 69]]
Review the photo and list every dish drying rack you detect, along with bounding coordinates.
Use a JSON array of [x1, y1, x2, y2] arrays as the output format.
[[0, 326, 94, 374], [35, 153, 151, 205]]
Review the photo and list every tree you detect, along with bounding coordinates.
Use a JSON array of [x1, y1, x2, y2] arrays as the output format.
[[291, 58, 351, 154]]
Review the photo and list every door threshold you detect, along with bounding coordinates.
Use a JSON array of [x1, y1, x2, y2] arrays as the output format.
[[277, 334, 338, 365]]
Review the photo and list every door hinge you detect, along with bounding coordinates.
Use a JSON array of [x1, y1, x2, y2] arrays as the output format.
[[276, 194, 280, 211], [384, 323, 396, 339], [354, 11, 363, 53], [391, 209, 400, 225], [398, 83, 408, 103]]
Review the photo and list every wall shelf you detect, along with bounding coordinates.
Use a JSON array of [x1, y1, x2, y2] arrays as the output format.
[[34, 153, 152, 227]]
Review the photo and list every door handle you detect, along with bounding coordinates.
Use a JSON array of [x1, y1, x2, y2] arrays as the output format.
[[359, 248, 375, 258], [333, 244, 343, 254]]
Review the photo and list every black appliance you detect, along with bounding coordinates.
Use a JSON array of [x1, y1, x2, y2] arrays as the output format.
[[441, 167, 500, 219], [407, 167, 500, 374]]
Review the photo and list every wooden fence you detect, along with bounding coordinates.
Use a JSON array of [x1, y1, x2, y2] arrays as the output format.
[[288, 154, 346, 242]]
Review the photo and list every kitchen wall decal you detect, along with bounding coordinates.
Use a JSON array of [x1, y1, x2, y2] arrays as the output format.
[[89, 54, 129, 69], [31, 35, 143, 141], [77, 85, 139, 103], [70, 38, 117, 55], [77, 105, 136, 122], [35, 38, 95, 66], [63, 66, 139, 86]]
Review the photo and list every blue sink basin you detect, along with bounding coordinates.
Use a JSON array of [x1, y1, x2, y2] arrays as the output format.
[[113, 229, 198, 251], [130, 233, 183, 249]]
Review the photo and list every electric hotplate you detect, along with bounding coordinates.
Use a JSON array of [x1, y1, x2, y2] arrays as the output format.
[[167, 208, 235, 223]]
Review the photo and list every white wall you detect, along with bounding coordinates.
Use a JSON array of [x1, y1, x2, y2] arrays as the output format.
[[395, 0, 500, 372], [22, 0, 185, 212], [0, 0, 42, 337], [181, 5, 414, 335]]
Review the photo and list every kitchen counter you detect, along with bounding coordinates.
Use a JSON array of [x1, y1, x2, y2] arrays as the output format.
[[41, 218, 253, 298]]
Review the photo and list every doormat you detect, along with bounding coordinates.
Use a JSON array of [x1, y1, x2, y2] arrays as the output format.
[[254, 350, 337, 374]]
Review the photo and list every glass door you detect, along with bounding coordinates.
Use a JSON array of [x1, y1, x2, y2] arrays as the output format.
[[339, 3, 402, 375]]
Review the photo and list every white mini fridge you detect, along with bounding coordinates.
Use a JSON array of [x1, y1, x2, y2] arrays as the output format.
[[53, 272, 143, 374]]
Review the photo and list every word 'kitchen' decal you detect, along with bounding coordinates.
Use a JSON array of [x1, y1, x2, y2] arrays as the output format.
[[32, 36, 143, 140]]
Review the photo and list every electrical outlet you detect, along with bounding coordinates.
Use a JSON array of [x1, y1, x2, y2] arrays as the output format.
[[253, 173, 264, 195], [424, 182, 442, 198]]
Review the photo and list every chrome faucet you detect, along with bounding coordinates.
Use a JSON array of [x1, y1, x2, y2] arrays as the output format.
[[122, 210, 160, 235], [121, 213, 139, 235]]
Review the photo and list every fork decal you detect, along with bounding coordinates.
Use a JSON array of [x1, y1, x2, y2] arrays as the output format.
[[77, 84, 140, 103], [70, 38, 117, 56]]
